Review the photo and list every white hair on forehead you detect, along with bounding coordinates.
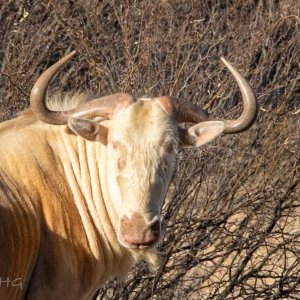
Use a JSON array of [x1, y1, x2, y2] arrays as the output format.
[[111, 100, 179, 172], [118, 107, 172, 147], [124, 129, 177, 180], [46, 92, 91, 111], [138, 97, 153, 102]]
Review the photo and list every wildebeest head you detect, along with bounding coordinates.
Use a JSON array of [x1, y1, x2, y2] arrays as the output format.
[[30, 51, 257, 250]]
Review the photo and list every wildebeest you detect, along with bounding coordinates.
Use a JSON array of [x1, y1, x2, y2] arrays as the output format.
[[0, 51, 257, 299]]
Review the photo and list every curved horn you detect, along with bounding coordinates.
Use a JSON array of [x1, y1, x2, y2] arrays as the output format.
[[171, 57, 258, 134], [30, 52, 135, 125], [170, 97, 210, 123], [220, 57, 258, 134], [30, 51, 77, 125], [156, 96, 209, 123]]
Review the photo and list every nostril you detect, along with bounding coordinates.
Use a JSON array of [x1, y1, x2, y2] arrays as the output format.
[[143, 221, 160, 245], [150, 221, 160, 236]]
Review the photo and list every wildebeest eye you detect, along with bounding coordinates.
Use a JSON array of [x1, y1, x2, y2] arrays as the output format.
[[112, 141, 120, 150], [118, 157, 126, 170], [165, 142, 174, 153], [111, 141, 127, 170]]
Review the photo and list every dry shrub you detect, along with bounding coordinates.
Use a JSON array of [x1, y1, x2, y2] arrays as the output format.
[[0, 0, 299, 299]]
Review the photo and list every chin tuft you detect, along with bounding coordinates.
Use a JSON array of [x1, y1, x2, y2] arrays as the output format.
[[131, 248, 160, 272]]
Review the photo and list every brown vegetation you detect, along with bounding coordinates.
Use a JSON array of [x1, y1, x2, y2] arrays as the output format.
[[0, 0, 299, 299]]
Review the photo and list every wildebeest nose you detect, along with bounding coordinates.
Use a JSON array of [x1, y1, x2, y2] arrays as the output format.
[[120, 214, 160, 247]]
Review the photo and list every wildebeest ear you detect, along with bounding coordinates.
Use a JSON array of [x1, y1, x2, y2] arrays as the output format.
[[180, 121, 224, 147], [68, 117, 108, 144]]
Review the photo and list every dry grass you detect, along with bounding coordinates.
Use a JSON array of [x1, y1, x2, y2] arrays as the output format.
[[0, 0, 299, 299]]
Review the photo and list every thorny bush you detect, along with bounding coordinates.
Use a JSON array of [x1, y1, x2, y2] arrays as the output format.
[[0, 0, 299, 299]]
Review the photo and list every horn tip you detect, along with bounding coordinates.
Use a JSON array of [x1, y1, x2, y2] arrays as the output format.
[[62, 51, 77, 62], [220, 56, 229, 65], [68, 50, 77, 58]]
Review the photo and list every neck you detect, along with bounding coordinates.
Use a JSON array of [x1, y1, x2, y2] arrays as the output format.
[[52, 128, 135, 278]]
